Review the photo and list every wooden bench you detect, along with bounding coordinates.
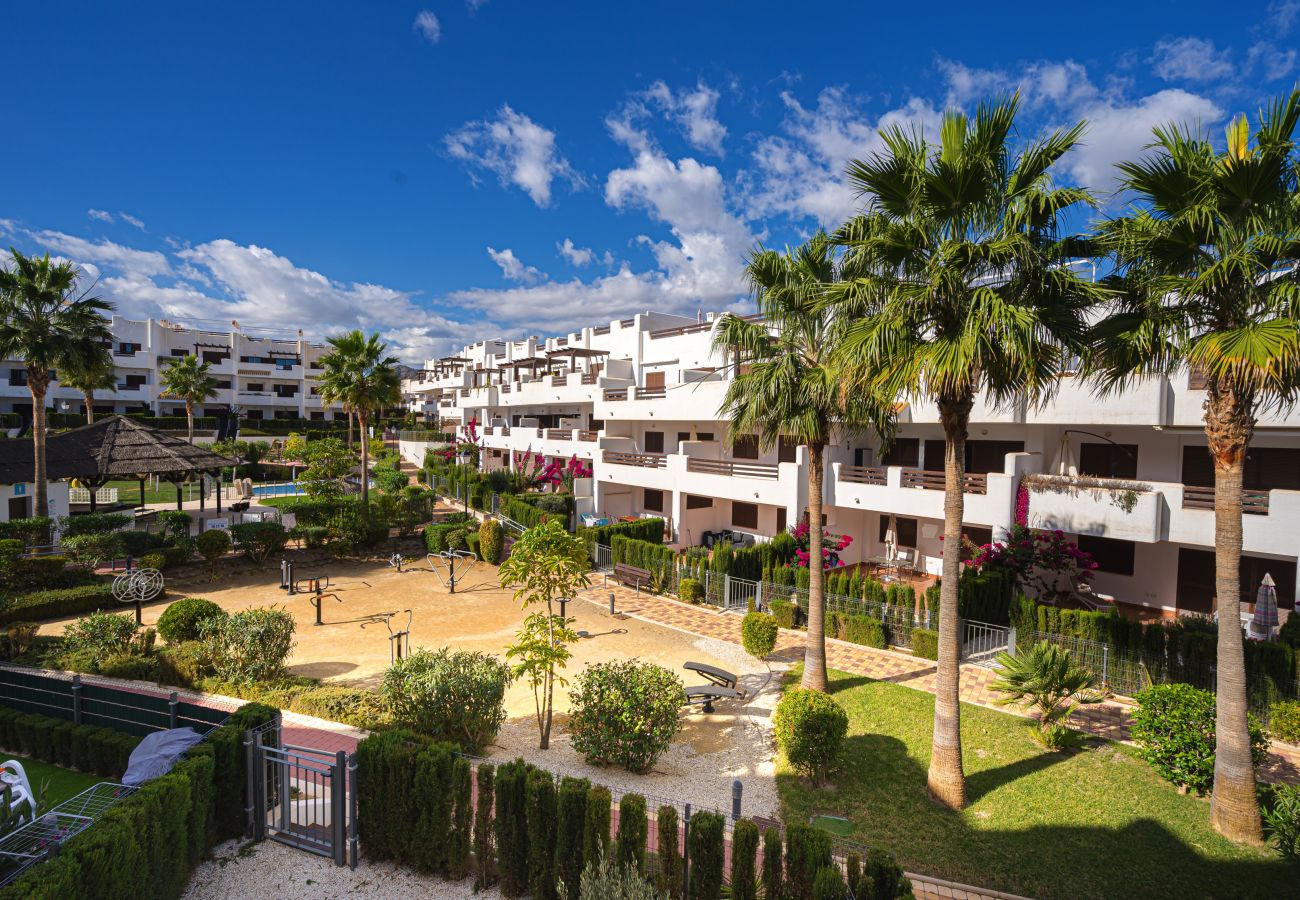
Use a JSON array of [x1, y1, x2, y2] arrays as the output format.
[[612, 563, 652, 593], [683, 661, 738, 690]]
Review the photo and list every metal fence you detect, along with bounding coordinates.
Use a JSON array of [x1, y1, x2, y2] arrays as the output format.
[[961, 620, 1013, 667], [764, 581, 926, 650]]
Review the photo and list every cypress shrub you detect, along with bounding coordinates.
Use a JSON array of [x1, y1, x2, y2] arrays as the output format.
[[474, 761, 498, 890], [356, 728, 422, 863], [448, 756, 473, 879], [583, 785, 612, 869], [862, 847, 912, 899], [687, 811, 724, 900], [730, 818, 759, 900], [770, 599, 799, 630], [480, 518, 505, 564], [784, 823, 832, 898], [526, 769, 558, 900], [616, 792, 648, 874], [812, 866, 846, 900], [556, 776, 590, 900], [655, 804, 682, 899], [412, 742, 455, 872], [762, 827, 784, 900], [911, 628, 939, 660], [495, 759, 532, 897], [842, 614, 886, 649]]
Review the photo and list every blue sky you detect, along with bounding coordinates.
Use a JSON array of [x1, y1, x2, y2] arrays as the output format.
[[2, 1, 1297, 361]]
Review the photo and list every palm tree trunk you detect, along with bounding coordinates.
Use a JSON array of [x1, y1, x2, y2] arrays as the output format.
[[1205, 385, 1262, 843], [802, 442, 830, 691], [347, 410, 355, 449], [930, 394, 971, 810], [185, 400, 195, 444], [358, 411, 370, 521], [28, 372, 50, 522], [83, 391, 95, 425]]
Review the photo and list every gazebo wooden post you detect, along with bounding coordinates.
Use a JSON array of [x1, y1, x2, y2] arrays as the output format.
[[138, 476, 147, 513], [174, 480, 183, 511], [213, 470, 222, 513]]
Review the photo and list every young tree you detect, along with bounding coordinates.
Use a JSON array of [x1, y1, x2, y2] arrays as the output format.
[[0, 249, 114, 516], [831, 95, 1103, 808], [61, 342, 117, 424], [299, 437, 356, 498], [498, 519, 591, 749], [318, 330, 401, 519], [160, 354, 218, 443], [1091, 91, 1300, 842], [714, 233, 894, 692]]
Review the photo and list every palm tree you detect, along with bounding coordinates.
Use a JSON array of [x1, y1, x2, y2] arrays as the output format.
[[62, 343, 118, 424], [1090, 91, 1300, 843], [830, 95, 1103, 808], [0, 249, 114, 517], [318, 330, 400, 517], [714, 233, 894, 692], [160, 355, 218, 443]]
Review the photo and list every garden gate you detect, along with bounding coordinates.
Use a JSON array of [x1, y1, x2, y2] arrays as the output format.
[[960, 619, 1014, 668], [245, 721, 357, 867]]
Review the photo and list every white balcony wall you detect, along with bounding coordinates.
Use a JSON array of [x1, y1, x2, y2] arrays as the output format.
[[1164, 484, 1300, 558], [1026, 480, 1165, 543], [1033, 376, 1168, 426]]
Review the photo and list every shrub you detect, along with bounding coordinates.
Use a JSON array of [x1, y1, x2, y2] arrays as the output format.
[[160, 544, 193, 568], [446, 528, 469, 552], [63, 611, 139, 659], [570, 854, 662, 900], [157, 597, 228, 643], [0, 583, 117, 626], [60, 532, 124, 569], [449, 757, 473, 878], [157, 640, 212, 686], [526, 769, 558, 900], [615, 793, 647, 874], [2, 622, 37, 660], [762, 827, 784, 900], [58, 512, 132, 537], [117, 529, 164, 558], [12, 555, 72, 591], [731, 819, 759, 900], [380, 648, 510, 753], [474, 762, 497, 890], [678, 577, 703, 604], [1271, 699, 1300, 745], [655, 804, 682, 898], [991, 641, 1106, 750], [850, 848, 912, 900], [291, 524, 329, 549], [494, 759, 532, 897], [97, 651, 159, 681], [556, 776, 589, 900], [774, 689, 849, 785], [200, 606, 295, 682], [466, 532, 482, 559], [812, 867, 847, 900], [688, 810, 725, 899], [230, 522, 288, 563], [1131, 683, 1269, 794], [742, 611, 779, 659], [1263, 784, 1300, 861], [784, 823, 832, 899], [195, 528, 232, 564], [911, 628, 939, 660], [139, 552, 167, 571], [479, 519, 504, 564], [770, 599, 799, 630], [842, 614, 886, 649], [584, 785, 612, 870], [568, 660, 685, 773], [156, 510, 193, 543]]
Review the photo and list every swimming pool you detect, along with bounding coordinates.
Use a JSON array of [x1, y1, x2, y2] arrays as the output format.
[[251, 482, 306, 498]]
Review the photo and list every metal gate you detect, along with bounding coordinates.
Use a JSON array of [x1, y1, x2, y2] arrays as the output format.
[[723, 574, 761, 610], [960, 619, 1013, 668], [245, 721, 357, 867]]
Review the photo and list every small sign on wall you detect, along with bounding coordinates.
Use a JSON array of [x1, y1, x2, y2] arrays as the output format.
[[13, 483, 25, 496]]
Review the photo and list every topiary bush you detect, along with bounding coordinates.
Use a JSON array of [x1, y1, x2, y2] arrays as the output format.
[[774, 688, 849, 786], [139, 552, 167, 571], [812, 866, 847, 900], [526, 768, 558, 900], [784, 823, 833, 898], [556, 776, 589, 900], [480, 519, 505, 565], [567, 660, 685, 773], [730, 818, 759, 900], [584, 786, 612, 871], [494, 759, 532, 897], [200, 606, 295, 683], [762, 827, 784, 900], [474, 762, 497, 890], [770, 599, 799, 630], [678, 577, 702, 604], [842, 614, 886, 649], [195, 528, 232, 565], [742, 611, 779, 659], [654, 804, 682, 899], [380, 647, 511, 753], [1270, 699, 1300, 745], [157, 597, 228, 643], [911, 627, 939, 660], [615, 793, 647, 874], [688, 810, 725, 899], [1131, 682, 1269, 794]]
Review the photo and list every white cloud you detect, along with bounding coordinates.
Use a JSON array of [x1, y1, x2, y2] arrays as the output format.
[[1150, 37, 1234, 82], [1248, 42, 1298, 81], [940, 58, 1097, 109], [1270, 1, 1300, 34], [413, 10, 441, 44], [637, 81, 728, 155], [31, 230, 172, 277], [466, 0, 488, 8], [445, 105, 581, 207], [486, 246, 543, 282], [556, 238, 612, 267], [119, 212, 146, 230], [88, 209, 114, 223]]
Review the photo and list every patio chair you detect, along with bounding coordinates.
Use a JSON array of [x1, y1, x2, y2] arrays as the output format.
[[895, 547, 918, 576]]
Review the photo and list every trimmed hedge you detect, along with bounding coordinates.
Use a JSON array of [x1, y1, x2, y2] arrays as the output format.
[[688, 811, 725, 900], [582, 518, 663, 548], [841, 614, 886, 649], [0, 706, 140, 777], [912, 628, 939, 661], [731, 819, 759, 900], [0, 583, 118, 626], [616, 792, 648, 874], [655, 805, 682, 898]]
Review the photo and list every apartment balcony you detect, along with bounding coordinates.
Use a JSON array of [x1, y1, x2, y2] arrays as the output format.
[[237, 390, 301, 406], [595, 379, 727, 422], [1024, 474, 1165, 543], [480, 425, 598, 460], [499, 373, 599, 406], [828, 462, 1017, 528], [600, 447, 800, 507], [1165, 483, 1300, 558], [1033, 374, 1168, 426]]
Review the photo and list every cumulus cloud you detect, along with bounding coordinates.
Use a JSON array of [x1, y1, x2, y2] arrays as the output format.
[[445, 105, 582, 206], [487, 246, 544, 282], [1247, 42, 1298, 81], [1150, 37, 1234, 82], [556, 238, 612, 267], [413, 10, 441, 44], [31, 230, 172, 278], [636, 81, 728, 155]]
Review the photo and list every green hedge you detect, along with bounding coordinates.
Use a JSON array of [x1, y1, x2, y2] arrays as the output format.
[[912, 628, 939, 660], [0, 582, 118, 625], [610, 536, 678, 591], [958, 567, 1017, 625], [0, 706, 140, 777], [688, 811, 725, 899], [581, 518, 663, 548]]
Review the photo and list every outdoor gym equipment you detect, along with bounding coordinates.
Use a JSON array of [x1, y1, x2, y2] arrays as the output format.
[[385, 609, 412, 663], [112, 567, 164, 625], [387, 552, 409, 572], [428, 550, 477, 594], [295, 575, 338, 626]]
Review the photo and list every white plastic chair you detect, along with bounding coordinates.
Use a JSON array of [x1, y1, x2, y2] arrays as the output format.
[[1, 760, 36, 826]]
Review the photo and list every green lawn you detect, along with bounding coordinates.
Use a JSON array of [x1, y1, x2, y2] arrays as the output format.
[[776, 669, 1294, 900], [4, 755, 100, 808]]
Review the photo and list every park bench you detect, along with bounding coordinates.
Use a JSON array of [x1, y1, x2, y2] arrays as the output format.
[[612, 563, 652, 593], [134, 509, 157, 527], [682, 662, 744, 714]]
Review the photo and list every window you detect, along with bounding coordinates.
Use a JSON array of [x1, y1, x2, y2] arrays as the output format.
[[967, 440, 1025, 475], [310, 411, 325, 420], [878, 515, 918, 547], [246, 383, 264, 392], [923, 439, 945, 472], [7, 370, 26, 387], [245, 409, 264, 420], [961, 526, 994, 560], [643, 431, 664, 454], [171, 348, 188, 357], [776, 507, 787, 534], [1077, 535, 1136, 576], [1080, 443, 1139, 480], [778, 437, 798, 463], [733, 434, 759, 460], [124, 374, 147, 389], [215, 380, 232, 389], [1183, 445, 1300, 491], [116, 342, 141, 356], [201, 352, 229, 365], [274, 385, 298, 398], [731, 501, 759, 529], [882, 438, 919, 467], [643, 488, 665, 512], [686, 494, 713, 510]]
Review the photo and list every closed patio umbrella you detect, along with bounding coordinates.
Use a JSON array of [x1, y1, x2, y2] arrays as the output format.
[[1051, 432, 1079, 477], [1249, 573, 1280, 641], [884, 515, 898, 560]]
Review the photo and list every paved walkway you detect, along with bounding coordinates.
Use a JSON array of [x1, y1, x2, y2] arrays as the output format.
[[575, 580, 1300, 784]]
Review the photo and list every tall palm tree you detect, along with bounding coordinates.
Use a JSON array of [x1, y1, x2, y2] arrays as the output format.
[[0, 249, 114, 517], [1090, 91, 1300, 843], [830, 95, 1103, 808], [715, 233, 894, 692], [62, 343, 118, 424], [160, 355, 218, 443], [318, 330, 400, 517]]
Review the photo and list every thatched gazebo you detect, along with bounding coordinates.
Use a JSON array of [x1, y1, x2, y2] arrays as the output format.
[[35, 415, 239, 514]]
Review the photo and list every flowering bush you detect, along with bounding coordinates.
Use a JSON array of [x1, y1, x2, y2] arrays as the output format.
[[790, 519, 852, 570], [568, 660, 685, 773], [969, 524, 1096, 602]]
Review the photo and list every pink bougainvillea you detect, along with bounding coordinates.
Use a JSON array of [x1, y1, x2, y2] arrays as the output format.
[[970, 524, 1097, 601], [790, 519, 852, 570], [1015, 482, 1030, 526]]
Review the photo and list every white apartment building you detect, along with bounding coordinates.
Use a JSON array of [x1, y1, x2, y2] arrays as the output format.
[[0, 316, 343, 424], [404, 310, 1300, 620]]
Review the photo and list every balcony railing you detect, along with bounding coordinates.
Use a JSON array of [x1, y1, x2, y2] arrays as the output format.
[[686, 457, 780, 480], [577, 430, 599, 442], [604, 388, 629, 401], [636, 385, 667, 400], [840, 465, 887, 486], [551, 375, 568, 387], [649, 321, 712, 340], [1182, 485, 1270, 515], [546, 428, 573, 441], [900, 467, 988, 495], [581, 373, 597, 385], [604, 450, 667, 468]]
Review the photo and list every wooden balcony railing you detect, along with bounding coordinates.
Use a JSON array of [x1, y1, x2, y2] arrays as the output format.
[[581, 373, 597, 385], [500, 384, 512, 394], [577, 430, 599, 442], [604, 450, 667, 468], [551, 375, 568, 387], [636, 386, 667, 400], [1182, 485, 1270, 515], [649, 321, 713, 339], [901, 468, 988, 495], [839, 465, 887, 486], [546, 429, 573, 441], [686, 457, 780, 480], [603, 388, 629, 401]]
